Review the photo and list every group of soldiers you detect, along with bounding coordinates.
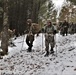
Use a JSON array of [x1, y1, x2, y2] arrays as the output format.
[[0, 18, 76, 57], [26, 19, 57, 56], [26, 19, 76, 57], [59, 20, 76, 36]]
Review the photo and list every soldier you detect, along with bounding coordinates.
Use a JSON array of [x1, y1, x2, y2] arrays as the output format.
[[26, 19, 40, 52], [61, 20, 69, 36], [44, 20, 56, 57]]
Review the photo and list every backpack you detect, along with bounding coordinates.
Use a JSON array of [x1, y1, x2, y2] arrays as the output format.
[[31, 23, 41, 34]]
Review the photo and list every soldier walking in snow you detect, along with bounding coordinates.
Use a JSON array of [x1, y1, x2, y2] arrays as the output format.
[[44, 20, 56, 57], [26, 19, 40, 52], [61, 20, 69, 36]]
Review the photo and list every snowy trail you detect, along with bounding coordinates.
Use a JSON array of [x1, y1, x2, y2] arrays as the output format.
[[0, 33, 76, 75]]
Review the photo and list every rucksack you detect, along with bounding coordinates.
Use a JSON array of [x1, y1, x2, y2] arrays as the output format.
[[31, 23, 41, 34]]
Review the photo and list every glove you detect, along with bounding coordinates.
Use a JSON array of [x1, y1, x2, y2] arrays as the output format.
[[53, 30, 57, 34]]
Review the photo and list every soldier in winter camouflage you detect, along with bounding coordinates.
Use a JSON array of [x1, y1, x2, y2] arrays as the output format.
[[26, 19, 40, 52], [61, 20, 69, 36], [44, 20, 56, 56]]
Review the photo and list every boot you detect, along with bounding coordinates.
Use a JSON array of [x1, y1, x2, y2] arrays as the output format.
[[0, 51, 8, 56], [27, 45, 32, 52], [0, 52, 5, 56], [44, 51, 49, 57], [50, 48, 54, 54]]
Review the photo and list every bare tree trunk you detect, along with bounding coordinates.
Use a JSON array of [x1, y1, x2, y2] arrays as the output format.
[[1, 0, 9, 55]]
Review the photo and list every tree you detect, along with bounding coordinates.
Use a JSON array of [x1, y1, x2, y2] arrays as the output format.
[[68, 0, 76, 4], [0, 0, 50, 36], [39, 0, 54, 24], [1, 0, 9, 55], [0, 0, 3, 32]]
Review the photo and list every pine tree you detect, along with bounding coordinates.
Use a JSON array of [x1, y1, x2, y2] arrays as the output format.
[[1, 0, 9, 55]]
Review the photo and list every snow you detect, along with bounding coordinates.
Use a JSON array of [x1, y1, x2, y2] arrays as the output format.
[[51, 0, 67, 18], [0, 33, 76, 75]]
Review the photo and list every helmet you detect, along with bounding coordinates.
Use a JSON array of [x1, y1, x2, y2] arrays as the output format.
[[27, 19, 32, 23], [47, 19, 51, 23]]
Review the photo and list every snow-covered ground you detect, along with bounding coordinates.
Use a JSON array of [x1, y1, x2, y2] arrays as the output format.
[[0, 33, 76, 75]]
